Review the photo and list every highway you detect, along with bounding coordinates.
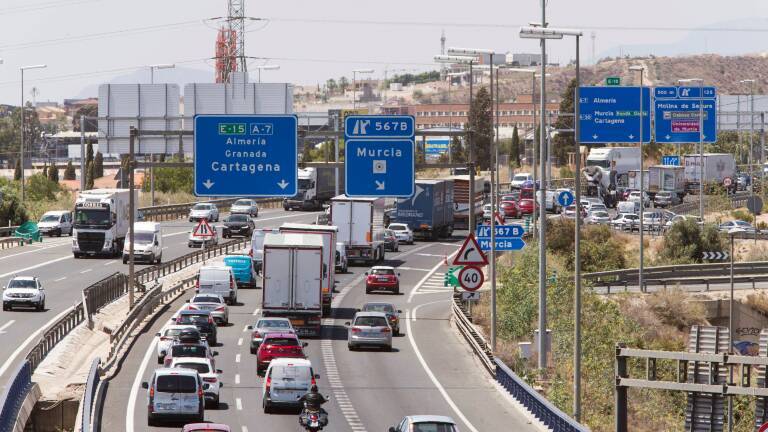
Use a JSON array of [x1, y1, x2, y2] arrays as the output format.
[[0, 208, 321, 391], [96, 226, 536, 431]]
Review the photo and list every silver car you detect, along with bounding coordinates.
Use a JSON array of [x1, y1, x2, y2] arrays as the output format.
[[186, 293, 229, 325], [346, 312, 393, 351], [230, 199, 259, 217], [188, 203, 220, 222], [585, 210, 611, 225], [247, 317, 295, 353]]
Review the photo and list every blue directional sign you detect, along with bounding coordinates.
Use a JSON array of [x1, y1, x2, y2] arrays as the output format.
[[661, 155, 680, 166], [475, 224, 526, 251], [194, 115, 298, 197], [344, 115, 415, 198], [654, 86, 716, 143], [557, 190, 575, 207], [579, 87, 651, 144]]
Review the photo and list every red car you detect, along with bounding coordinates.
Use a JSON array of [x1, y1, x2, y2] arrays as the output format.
[[518, 198, 536, 215], [499, 200, 519, 218], [365, 266, 400, 294], [256, 332, 307, 374]]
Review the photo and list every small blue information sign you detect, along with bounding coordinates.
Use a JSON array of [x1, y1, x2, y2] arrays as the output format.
[[661, 155, 680, 166], [557, 190, 575, 207], [475, 224, 526, 251]]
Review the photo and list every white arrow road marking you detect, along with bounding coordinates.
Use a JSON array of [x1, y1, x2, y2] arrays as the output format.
[[0, 320, 15, 335], [375, 181, 385, 191], [202, 179, 214, 189], [277, 180, 289, 189]]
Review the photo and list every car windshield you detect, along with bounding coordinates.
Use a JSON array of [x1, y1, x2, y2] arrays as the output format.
[[234, 200, 252, 206], [513, 174, 529, 181], [736, 221, 752, 227], [192, 204, 211, 210], [40, 214, 60, 222], [227, 214, 249, 222], [363, 303, 395, 313], [192, 295, 222, 304], [264, 337, 299, 347], [371, 268, 395, 276], [626, 215, 639, 220], [133, 232, 154, 243], [258, 320, 292, 329], [8, 279, 36, 289], [586, 158, 611, 169], [74, 208, 111, 228], [354, 316, 388, 327], [271, 364, 312, 381], [389, 225, 407, 231], [657, 192, 671, 197], [156, 375, 197, 394], [177, 314, 210, 325], [412, 423, 457, 432], [174, 362, 210, 374]]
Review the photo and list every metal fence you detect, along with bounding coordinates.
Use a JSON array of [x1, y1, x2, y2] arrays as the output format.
[[452, 295, 495, 375], [0, 226, 18, 237], [83, 273, 128, 321], [0, 361, 33, 432], [25, 304, 86, 371], [138, 197, 283, 221], [80, 357, 101, 432]]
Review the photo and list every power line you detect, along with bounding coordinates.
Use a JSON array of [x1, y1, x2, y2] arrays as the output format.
[[0, 0, 101, 15]]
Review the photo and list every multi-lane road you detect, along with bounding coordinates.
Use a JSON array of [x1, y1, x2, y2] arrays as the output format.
[[74, 211, 538, 431]]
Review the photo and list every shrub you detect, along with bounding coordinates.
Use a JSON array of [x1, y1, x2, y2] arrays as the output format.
[[94, 152, 104, 178], [13, 160, 21, 181], [546, 219, 628, 272], [142, 156, 193, 194], [559, 166, 574, 179], [731, 209, 754, 223], [644, 288, 708, 331], [26, 173, 60, 201], [85, 160, 95, 190], [656, 219, 724, 264], [48, 165, 59, 183], [63, 161, 76, 180]]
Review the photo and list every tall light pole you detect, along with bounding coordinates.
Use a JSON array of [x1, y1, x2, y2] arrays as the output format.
[[630, 65, 646, 294], [149, 64, 175, 84], [19, 64, 47, 202], [352, 69, 374, 109], [727, 226, 744, 432], [740, 79, 756, 206], [679, 78, 704, 219], [255, 64, 280, 83]]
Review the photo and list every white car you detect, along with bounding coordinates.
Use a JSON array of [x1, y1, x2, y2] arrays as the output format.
[[188, 203, 220, 222], [510, 172, 533, 189], [387, 223, 414, 244], [390, 415, 459, 432], [143, 368, 204, 425], [665, 215, 702, 229], [2, 276, 45, 311], [169, 357, 222, 408], [186, 293, 229, 325], [585, 210, 611, 225], [612, 213, 640, 231], [188, 225, 219, 248], [230, 199, 259, 217], [156, 325, 198, 363], [628, 191, 651, 208]]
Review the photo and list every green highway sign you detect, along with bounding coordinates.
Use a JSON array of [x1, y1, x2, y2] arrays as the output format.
[[444, 266, 462, 287], [606, 77, 621, 86]]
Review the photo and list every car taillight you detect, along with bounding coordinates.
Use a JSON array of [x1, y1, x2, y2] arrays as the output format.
[[351, 327, 361, 333], [164, 359, 171, 366], [248, 249, 253, 257], [265, 376, 271, 392], [149, 386, 154, 398], [208, 317, 214, 324], [198, 387, 203, 399], [252, 330, 261, 338], [311, 374, 316, 386], [195, 279, 199, 289], [187, 305, 197, 310], [203, 377, 217, 383], [381, 327, 391, 333], [215, 306, 225, 311]]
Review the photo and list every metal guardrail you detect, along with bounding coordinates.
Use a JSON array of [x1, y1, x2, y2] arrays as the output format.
[[0, 361, 32, 432], [451, 295, 495, 375], [84, 273, 128, 322], [25, 303, 85, 372], [80, 357, 100, 432], [0, 237, 23, 250], [138, 197, 283, 222], [496, 360, 589, 432], [0, 226, 19, 237]]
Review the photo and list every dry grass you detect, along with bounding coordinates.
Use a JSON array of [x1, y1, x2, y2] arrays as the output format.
[[138, 191, 197, 207], [644, 287, 708, 331], [744, 291, 768, 315]]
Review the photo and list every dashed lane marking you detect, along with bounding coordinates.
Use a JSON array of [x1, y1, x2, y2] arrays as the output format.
[[320, 338, 367, 432], [235, 354, 241, 363], [104, 260, 116, 266], [242, 325, 248, 333], [54, 276, 66, 282], [235, 374, 240, 385], [236, 397, 243, 410], [237, 337, 243, 346], [0, 320, 15, 335], [80, 268, 92, 274]]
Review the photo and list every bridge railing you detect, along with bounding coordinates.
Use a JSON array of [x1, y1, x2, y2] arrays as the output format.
[[0, 361, 33, 432], [138, 197, 283, 221]]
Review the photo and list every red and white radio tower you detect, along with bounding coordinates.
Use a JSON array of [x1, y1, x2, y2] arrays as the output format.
[[214, 0, 247, 84]]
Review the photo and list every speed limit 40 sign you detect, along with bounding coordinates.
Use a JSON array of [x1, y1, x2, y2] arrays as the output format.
[[458, 266, 484, 292]]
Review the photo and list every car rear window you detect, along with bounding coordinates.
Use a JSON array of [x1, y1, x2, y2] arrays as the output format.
[[363, 304, 394, 313], [371, 268, 394, 276], [264, 337, 299, 346], [177, 314, 210, 325], [199, 270, 229, 283], [234, 200, 251, 206], [413, 423, 457, 432], [175, 362, 210, 374], [258, 320, 291, 329], [354, 316, 388, 327], [156, 375, 197, 393], [171, 345, 207, 358], [192, 295, 221, 304], [192, 204, 211, 210], [270, 364, 311, 381]]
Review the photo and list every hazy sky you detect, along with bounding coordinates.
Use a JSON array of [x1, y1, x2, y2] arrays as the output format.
[[1, 0, 768, 105]]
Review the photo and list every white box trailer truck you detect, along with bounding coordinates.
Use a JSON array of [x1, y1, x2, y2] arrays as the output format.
[[261, 233, 324, 337], [626, 170, 649, 192], [330, 195, 386, 265], [683, 153, 736, 192], [583, 146, 641, 193], [648, 165, 687, 198], [72, 188, 137, 258], [280, 223, 338, 315]]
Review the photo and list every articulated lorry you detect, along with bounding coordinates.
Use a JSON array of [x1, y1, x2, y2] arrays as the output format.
[[394, 179, 454, 240], [280, 223, 338, 315], [450, 175, 484, 229], [284, 167, 345, 210], [583, 147, 641, 207], [683, 153, 736, 193], [330, 195, 386, 265], [261, 232, 324, 337], [648, 165, 687, 199], [72, 188, 137, 258]]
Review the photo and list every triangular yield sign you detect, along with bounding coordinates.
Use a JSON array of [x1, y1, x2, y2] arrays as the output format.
[[453, 233, 488, 266], [193, 219, 215, 237], [494, 211, 505, 226]]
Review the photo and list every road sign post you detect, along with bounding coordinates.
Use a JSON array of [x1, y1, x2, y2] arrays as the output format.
[[578, 87, 651, 144], [193, 115, 298, 197], [654, 86, 717, 143], [344, 115, 415, 197]]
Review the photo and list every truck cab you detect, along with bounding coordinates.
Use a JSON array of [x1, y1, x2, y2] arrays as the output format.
[[72, 188, 137, 258]]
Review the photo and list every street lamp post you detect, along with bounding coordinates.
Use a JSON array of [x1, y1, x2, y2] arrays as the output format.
[[149, 64, 175, 84], [352, 69, 374, 109], [630, 66, 645, 293], [19, 64, 47, 202], [727, 227, 744, 432], [255, 64, 280, 83], [740, 79, 756, 212], [679, 78, 705, 219]]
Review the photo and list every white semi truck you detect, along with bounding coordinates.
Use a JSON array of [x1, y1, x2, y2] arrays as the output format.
[[583, 146, 641, 206], [330, 195, 386, 265], [280, 223, 338, 315], [72, 188, 137, 258], [283, 166, 344, 211], [683, 153, 736, 192], [261, 232, 324, 337]]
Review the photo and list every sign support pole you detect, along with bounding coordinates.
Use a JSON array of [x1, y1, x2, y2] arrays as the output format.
[[489, 53, 497, 352], [573, 34, 582, 422], [538, 0, 548, 371], [468, 61, 476, 231], [128, 126, 136, 308]]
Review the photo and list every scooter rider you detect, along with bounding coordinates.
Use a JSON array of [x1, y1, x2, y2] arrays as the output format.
[[299, 385, 327, 412]]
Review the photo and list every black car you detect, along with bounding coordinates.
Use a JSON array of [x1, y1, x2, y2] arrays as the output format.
[[383, 229, 399, 252], [222, 214, 255, 238], [173, 310, 218, 345]]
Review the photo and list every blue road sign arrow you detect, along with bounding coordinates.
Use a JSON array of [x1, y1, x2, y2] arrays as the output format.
[[557, 190, 575, 207], [193, 115, 298, 197], [345, 115, 414, 140], [578, 87, 652, 144]]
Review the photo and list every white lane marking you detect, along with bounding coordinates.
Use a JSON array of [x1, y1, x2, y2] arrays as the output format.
[[0, 255, 71, 279], [396, 267, 431, 271], [0, 305, 75, 378], [319, 339, 367, 432], [162, 247, 169, 250], [255, 212, 322, 223], [242, 324, 249, 333], [162, 230, 190, 238], [235, 374, 240, 384], [241, 427, 248, 432], [54, 276, 67, 282], [416, 253, 446, 257], [0, 320, 15, 334], [408, 261, 448, 304], [252, 308, 260, 316], [80, 268, 92, 274], [237, 337, 243, 346], [406, 301, 480, 432], [235, 354, 241, 363], [104, 260, 116, 266], [0, 240, 70, 261], [236, 397, 243, 410], [126, 337, 159, 432]]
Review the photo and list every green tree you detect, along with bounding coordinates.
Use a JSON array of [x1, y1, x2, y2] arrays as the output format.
[[338, 76, 349, 92], [48, 164, 59, 183], [13, 159, 21, 181], [0, 185, 28, 226], [326, 79, 337, 95], [26, 173, 59, 201], [63, 160, 76, 180], [141, 156, 193, 194], [42, 165, 48, 178], [94, 152, 104, 178], [85, 160, 95, 190], [511, 125, 521, 166], [469, 86, 493, 170], [72, 104, 98, 132], [552, 78, 576, 165], [86, 141, 94, 168], [657, 219, 725, 264]]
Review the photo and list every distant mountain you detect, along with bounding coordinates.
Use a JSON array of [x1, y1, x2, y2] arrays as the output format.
[[598, 18, 768, 60], [76, 66, 215, 98]]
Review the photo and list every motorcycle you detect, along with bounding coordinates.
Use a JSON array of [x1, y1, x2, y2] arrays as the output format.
[[297, 395, 330, 431]]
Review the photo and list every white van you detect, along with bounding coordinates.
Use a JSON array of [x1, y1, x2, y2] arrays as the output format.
[[617, 200, 640, 215], [123, 222, 163, 264], [197, 265, 238, 305], [37, 210, 72, 237], [262, 358, 318, 413], [250, 228, 279, 275], [142, 368, 204, 425]]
